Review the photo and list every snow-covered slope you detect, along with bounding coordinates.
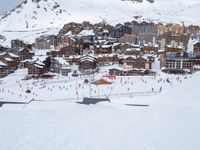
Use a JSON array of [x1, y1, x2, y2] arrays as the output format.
[[0, 68, 200, 150], [0, 0, 200, 46]]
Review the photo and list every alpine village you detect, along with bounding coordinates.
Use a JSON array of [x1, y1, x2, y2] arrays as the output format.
[[1, 21, 200, 79]]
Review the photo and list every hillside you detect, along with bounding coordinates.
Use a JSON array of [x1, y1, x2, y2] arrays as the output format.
[[0, 0, 200, 46]]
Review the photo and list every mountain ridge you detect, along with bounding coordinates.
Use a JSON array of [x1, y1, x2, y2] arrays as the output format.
[[0, 0, 200, 46]]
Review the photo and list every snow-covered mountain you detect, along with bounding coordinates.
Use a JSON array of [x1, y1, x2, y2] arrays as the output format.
[[0, 0, 200, 46]]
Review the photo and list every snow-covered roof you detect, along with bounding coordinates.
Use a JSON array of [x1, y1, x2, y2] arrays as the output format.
[[144, 43, 158, 47], [0, 52, 6, 56], [0, 61, 7, 66], [34, 64, 44, 69], [79, 29, 95, 36], [7, 48, 24, 53], [166, 45, 183, 49], [158, 49, 165, 53], [101, 45, 112, 49], [8, 53, 19, 58], [55, 57, 69, 65], [35, 61, 45, 66], [80, 55, 96, 62], [33, 55, 48, 62], [80, 57, 96, 62], [4, 58, 13, 62], [21, 59, 32, 63], [126, 48, 141, 51], [65, 31, 72, 36]]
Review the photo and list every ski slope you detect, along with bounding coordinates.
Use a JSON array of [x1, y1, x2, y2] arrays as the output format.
[[0, 66, 200, 150]]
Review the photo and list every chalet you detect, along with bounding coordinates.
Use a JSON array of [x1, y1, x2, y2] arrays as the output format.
[[109, 67, 123, 76], [165, 45, 183, 53], [11, 39, 24, 48], [49, 45, 79, 57], [194, 42, 200, 55], [6, 48, 32, 61], [95, 45, 112, 54], [143, 44, 158, 54], [68, 55, 80, 65], [11, 39, 32, 49], [119, 33, 158, 46], [122, 56, 152, 70], [113, 24, 131, 38], [55, 35, 77, 48], [33, 35, 56, 50], [185, 25, 200, 36], [123, 48, 142, 56], [113, 43, 141, 54], [0, 61, 8, 77], [97, 54, 118, 66], [76, 29, 95, 51], [158, 33, 188, 51], [32, 55, 51, 72], [3, 57, 17, 73], [21, 59, 32, 68], [28, 61, 46, 77], [93, 23, 114, 38], [158, 23, 185, 35], [0, 52, 20, 72], [119, 43, 135, 52], [112, 43, 121, 52], [51, 57, 71, 76], [79, 55, 97, 74], [0, 45, 7, 53]]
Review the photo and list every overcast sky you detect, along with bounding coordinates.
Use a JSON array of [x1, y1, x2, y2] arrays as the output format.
[[0, 0, 23, 14]]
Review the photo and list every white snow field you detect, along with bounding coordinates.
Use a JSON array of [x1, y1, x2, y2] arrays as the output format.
[[0, 68, 200, 150]]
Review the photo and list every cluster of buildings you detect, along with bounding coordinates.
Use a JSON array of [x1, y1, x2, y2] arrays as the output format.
[[1, 21, 200, 78]]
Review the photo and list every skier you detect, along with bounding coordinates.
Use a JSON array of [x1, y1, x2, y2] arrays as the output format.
[[159, 87, 162, 93]]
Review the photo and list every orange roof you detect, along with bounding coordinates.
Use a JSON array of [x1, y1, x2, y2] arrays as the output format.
[[92, 79, 112, 85]]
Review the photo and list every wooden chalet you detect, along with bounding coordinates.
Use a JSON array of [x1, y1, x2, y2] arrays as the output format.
[[79, 55, 97, 74], [122, 56, 152, 70], [49, 45, 79, 57], [97, 54, 118, 66], [123, 48, 142, 56], [28, 62, 46, 77], [55, 35, 77, 48], [113, 43, 137, 52], [165, 45, 183, 53], [68, 55, 80, 65], [0, 61, 8, 78], [6, 48, 32, 61], [194, 42, 200, 55], [95, 45, 112, 54], [143, 44, 158, 54], [0, 45, 7, 53], [51, 57, 71, 76], [109, 68, 123, 76]]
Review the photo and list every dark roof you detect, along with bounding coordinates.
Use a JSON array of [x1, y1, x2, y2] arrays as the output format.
[[6, 48, 24, 53], [194, 42, 200, 47]]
